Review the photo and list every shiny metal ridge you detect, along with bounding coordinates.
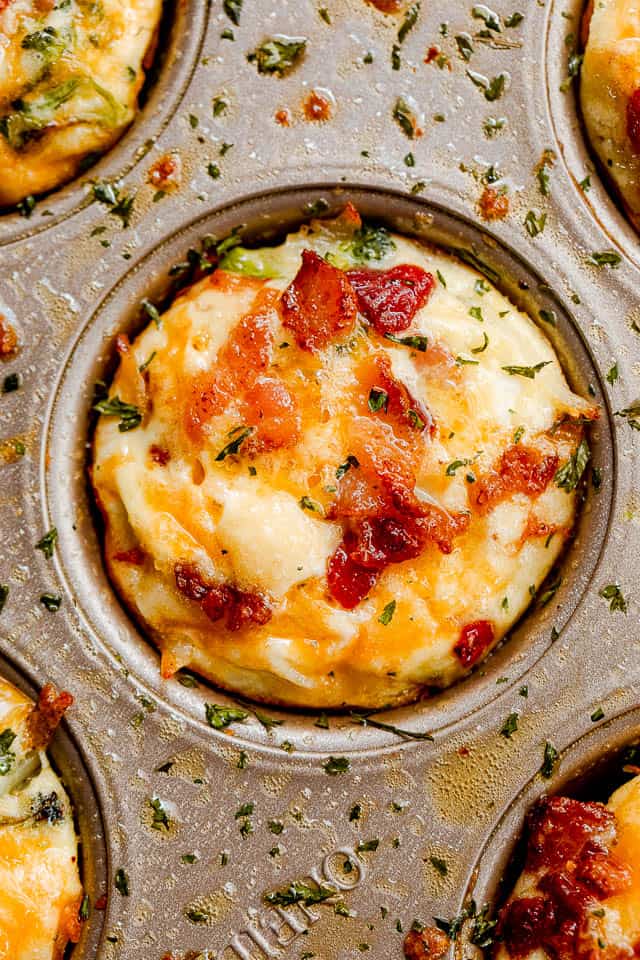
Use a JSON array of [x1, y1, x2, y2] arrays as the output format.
[[0, 0, 638, 957]]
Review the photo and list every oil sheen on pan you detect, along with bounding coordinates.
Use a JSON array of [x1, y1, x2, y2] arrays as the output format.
[[90, 205, 598, 710], [496, 769, 640, 958], [0, 675, 83, 960], [0, 0, 163, 207]]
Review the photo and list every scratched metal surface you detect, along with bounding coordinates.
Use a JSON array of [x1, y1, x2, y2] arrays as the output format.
[[0, 0, 639, 958]]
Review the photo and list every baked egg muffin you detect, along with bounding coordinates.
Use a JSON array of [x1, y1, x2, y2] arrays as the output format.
[[0, 0, 163, 207], [496, 772, 640, 960], [91, 205, 598, 709], [581, 0, 640, 229], [0, 676, 83, 959]]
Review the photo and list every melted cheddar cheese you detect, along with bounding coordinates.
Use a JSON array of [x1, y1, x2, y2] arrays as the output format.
[[0, 0, 163, 206], [91, 208, 597, 709], [496, 773, 640, 960], [0, 676, 82, 960], [581, 0, 640, 229]]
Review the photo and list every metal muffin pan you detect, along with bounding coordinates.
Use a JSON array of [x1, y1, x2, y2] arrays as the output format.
[[0, 0, 638, 957]]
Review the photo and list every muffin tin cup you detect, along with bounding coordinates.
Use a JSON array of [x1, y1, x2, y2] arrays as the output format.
[[0, 0, 639, 956]]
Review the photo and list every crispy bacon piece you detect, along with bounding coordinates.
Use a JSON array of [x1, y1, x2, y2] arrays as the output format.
[[184, 292, 276, 440], [403, 927, 450, 960], [478, 186, 509, 221], [628, 88, 640, 154], [454, 619, 495, 668], [303, 90, 333, 121], [327, 419, 469, 608], [26, 684, 74, 750], [471, 445, 559, 514], [498, 796, 633, 960], [150, 444, 171, 465], [281, 249, 358, 352], [147, 153, 182, 192], [174, 563, 272, 631], [346, 264, 435, 335], [0, 314, 18, 358], [362, 354, 433, 437], [243, 377, 301, 453]]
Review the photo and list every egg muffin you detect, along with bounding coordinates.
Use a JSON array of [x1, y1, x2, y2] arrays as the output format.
[[0, 0, 163, 206], [91, 205, 597, 709]]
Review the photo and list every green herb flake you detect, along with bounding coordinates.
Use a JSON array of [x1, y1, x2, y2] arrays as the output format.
[[430, 856, 448, 876], [615, 401, 640, 430], [472, 4, 501, 31], [336, 455, 359, 479], [378, 600, 396, 626], [455, 33, 474, 61], [0, 585, 8, 615], [215, 425, 254, 461], [502, 361, 551, 379], [555, 439, 590, 492], [35, 527, 58, 559], [92, 181, 135, 227], [40, 593, 62, 612], [500, 712, 519, 739], [589, 251, 621, 268], [541, 741, 559, 779], [115, 868, 130, 896], [264, 881, 334, 908], [299, 495, 324, 515], [0, 729, 16, 775], [606, 363, 619, 385], [368, 386, 389, 413], [94, 395, 142, 432], [350, 224, 395, 262], [248, 37, 307, 76], [207, 162, 221, 180], [524, 209, 547, 237], [349, 803, 362, 821], [357, 838, 379, 853], [149, 797, 170, 831], [223, 0, 242, 25], [398, 3, 420, 43], [505, 12, 524, 27], [384, 332, 428, 351], [591, 707, 605, 722], [599, 584, 627, 614], [323, 756, 350, 775], [204, 704, 249, 729], [2, 372, 20, 393], [393, 97, 418, 138]]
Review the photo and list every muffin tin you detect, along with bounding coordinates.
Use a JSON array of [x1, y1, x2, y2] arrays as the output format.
[[0, 0, 638, 957]]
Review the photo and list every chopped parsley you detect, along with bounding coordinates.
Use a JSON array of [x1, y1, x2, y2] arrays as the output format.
[[368, 387, 388, 413], [149, 797, 170, 831], [115, 868, 130, 896], [554, 440, 590, 492], [336, 455, 359, 479], [599, 584, 627, 614], [94, 395, 142, 432], [323, 756, 350, 775], [357, 838, 380, 853], [0, 728, 16, 775], [501, 361, 551, 379], [223, 0, 242, 25], [393, 97, 418, 138], [398, 3, 420, 43], [35, 527, 58, 558], [500, 712, 519, 739], [299, 495, 324, 515], [456, 33, 474, 61], [524, 209, 547, 237], [384, 332, 428, 351], [430, 856, 448, 876], [589, 251, 621, 268], [615, 401, 640, 430], [264, 881, 334, 908], [467, 70, 508, 101], [378, 600, 396, 625], [215, 425, 254, 461], [248, 37, 307, 76], [471, 332, 489, 354], [541, 741, 559, 779], [349, 224, 395, 262], [92, 181, 135, 227], [204, 704, 249, 729], [40, 593, 62, 611], [350, 711, 434, 741], [591, 707, 605, 723], [606, 363, 619, 385], [472, 5, 501, 31]]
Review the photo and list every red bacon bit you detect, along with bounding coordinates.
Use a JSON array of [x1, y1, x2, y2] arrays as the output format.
[[281, 249, 358, 352], [26, 684, 74, 750], [424, 46, 441, 64], [362, 354, 433, 438], [327, 420, 469, 608], [346, 264, 435, 335], [150, 444, 171, 465], [243, 377, 301, 453], [366, 0, 405, 10], [471, 444, 559, 514], [628, 88, 640, 154], [113, 547, 146, 565], [403, 926, 450, 960], [327, 532, 381, 609], [94, 894, 108, 911], [184, 292, 276, 440], [498, 796, 633, 960], [0, 314, 18, 358], [274, 109, 291, 126], [303, 90, 333, 122], [478, 186, 509, 222], [174, 563, 272, 631], [454, 620, 495, 668], [147, 153, 182, 192]]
